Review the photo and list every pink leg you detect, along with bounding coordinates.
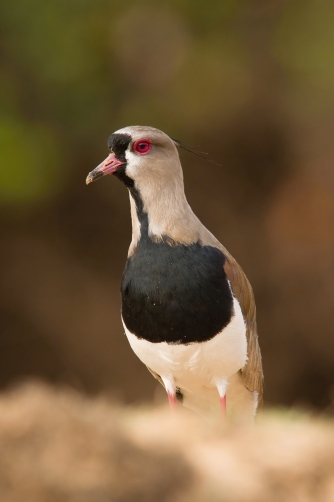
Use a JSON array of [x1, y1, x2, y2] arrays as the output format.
[[220, 395, 226, 417], [167, 392, 178, 413], [215, 378, 228, 419]]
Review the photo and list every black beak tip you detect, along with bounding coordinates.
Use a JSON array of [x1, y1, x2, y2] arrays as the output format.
[[86, 170, 104, 185]]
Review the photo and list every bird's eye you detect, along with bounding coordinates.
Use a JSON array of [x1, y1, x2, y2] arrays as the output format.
[[133, 138, 152, 155]]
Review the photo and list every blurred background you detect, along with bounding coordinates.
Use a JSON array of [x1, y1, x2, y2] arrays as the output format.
[[1, 0, 334, 410]]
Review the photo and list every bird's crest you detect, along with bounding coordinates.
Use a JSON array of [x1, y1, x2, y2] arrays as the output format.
[[171, 138, 222, 167]]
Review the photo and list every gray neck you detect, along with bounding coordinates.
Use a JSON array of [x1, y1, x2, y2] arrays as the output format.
[[127, 181, 219, 255]]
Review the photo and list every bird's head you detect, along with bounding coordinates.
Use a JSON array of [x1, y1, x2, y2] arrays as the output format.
[[86, 125, 218, 246], [86, 126, 183, 195]]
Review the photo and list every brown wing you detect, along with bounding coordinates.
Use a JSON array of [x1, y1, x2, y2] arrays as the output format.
[[223, 254, 263, 404], [146, 366, 165, 388]]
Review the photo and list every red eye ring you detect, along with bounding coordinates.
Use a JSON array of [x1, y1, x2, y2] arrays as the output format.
[[133, 138, 152, 155]]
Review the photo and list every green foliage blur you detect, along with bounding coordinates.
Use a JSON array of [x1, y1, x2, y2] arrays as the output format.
[[2, 0, 333, 205]]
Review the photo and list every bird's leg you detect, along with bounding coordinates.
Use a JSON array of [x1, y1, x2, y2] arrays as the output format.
[[220, 395, 227, 416], [167, 392, 178, 412], [162, 376, 177, 413], [215, 378, 228, 419]]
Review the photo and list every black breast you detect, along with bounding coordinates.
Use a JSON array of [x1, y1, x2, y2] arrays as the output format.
[[121, 219, 234, 344]]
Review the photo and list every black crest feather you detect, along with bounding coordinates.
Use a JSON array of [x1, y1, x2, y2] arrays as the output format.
[[171, 138, 222, 167]]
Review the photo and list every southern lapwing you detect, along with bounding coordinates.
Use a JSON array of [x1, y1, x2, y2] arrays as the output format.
[[86, 126, 263, 422]]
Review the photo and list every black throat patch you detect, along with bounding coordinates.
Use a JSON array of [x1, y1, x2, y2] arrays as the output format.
[[121, 193, 234, 345]]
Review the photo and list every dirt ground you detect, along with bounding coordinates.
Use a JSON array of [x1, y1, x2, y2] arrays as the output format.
[[0, 382, 333, 502]]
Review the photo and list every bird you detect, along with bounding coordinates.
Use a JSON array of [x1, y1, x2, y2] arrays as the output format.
[[86, 125, 263, 422]]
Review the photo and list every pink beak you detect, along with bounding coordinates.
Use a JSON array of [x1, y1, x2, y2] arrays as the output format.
[[86, 153, 126, 185]]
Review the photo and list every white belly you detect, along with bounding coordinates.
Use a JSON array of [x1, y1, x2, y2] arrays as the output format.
[[122, 297, 247, 398]]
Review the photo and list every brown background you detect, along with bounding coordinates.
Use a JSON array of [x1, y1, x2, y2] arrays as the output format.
[[1, 0, 334, 409]]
